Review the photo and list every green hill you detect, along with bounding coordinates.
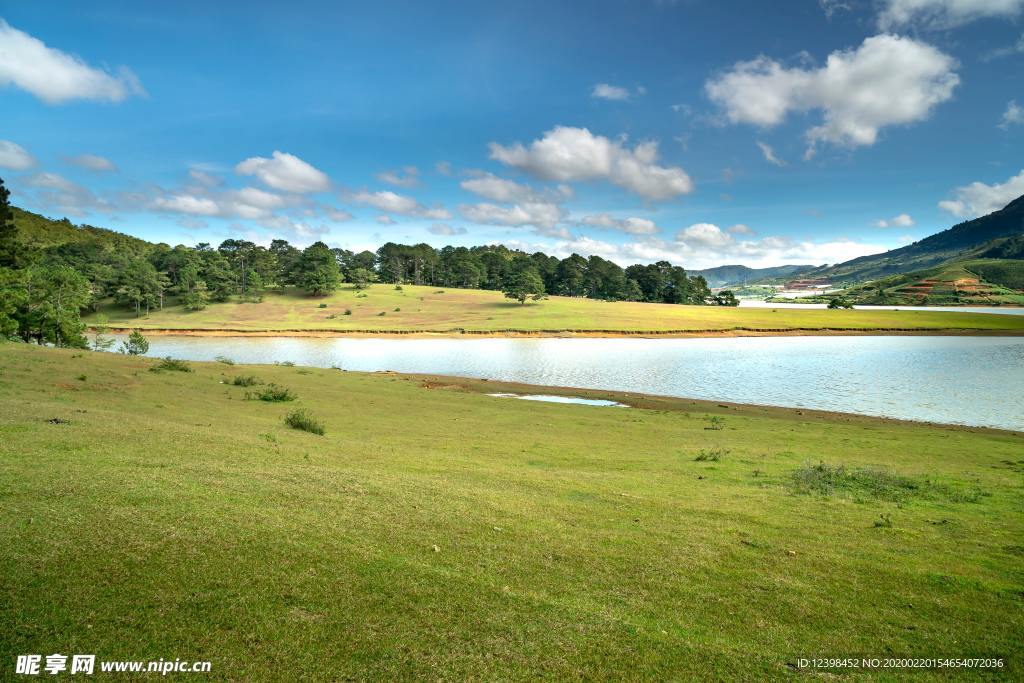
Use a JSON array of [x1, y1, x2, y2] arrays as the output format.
[[11, 206, 153, 253]]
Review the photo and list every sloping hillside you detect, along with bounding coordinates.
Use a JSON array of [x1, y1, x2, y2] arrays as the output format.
[[11, 206, 153, 253], [809, 194, 1024, 283], [824, 259, 1024, 306]]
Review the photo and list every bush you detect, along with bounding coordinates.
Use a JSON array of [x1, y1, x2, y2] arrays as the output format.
[[828, 297, 854, 310], [284, 409, 325, 435], [232, 375, 262, 387], [393, 307, 401, 312], [120, 329, 149, 356], [704, 415, 725, 430], [378, 311, 386, 316], [394, 285, 403, 291], [318, 303, 327, 308], [694, 448, 729, 462], [247, 384, 296, 402], [150, 357, 192, 373], [344, 309, 352, 315], [215, 355, 235, 365]]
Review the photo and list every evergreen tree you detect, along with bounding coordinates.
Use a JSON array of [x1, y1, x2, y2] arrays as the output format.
[[298, 241, 341, 296]]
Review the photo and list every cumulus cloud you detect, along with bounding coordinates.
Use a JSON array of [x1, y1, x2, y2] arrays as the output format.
[[1000, 100, 1024, 128], [0, 19, 145, 104], [152, 194, 221, 216], [874, 213, 915, 228], [489, 126, 693, 200], [591, 83, 636, 101], [756, 141, 786, 166], [459, 201, 566, 230], [727, 223, 755, 235], [349, 189, 451, 219], [706, 35, 959, 155], [236, 151, 330, 193], [428, 223, 468, 236], [377, 166, 420, 187], [0, 140, 35, 170], [459, 171, 571, 204], [67, 154, 116, 172], [938, 170, 1024, 218], [578, 213, 661, 235], [878, 0, 1024, 30]]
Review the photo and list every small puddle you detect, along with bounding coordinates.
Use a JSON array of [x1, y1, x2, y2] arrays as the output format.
[[487, 393, 628, 407]]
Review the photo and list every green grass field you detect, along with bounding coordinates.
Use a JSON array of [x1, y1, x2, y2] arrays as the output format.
[[86, 284, 1024, 335], [1, 344, 1022, 679]]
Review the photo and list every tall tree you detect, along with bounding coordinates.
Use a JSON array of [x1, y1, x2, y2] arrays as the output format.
[[0, 176, 27, 269], [298, 241, 341, 296]]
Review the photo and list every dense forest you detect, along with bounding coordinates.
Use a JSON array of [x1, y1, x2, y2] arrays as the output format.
[[0, 176, 736, 348]]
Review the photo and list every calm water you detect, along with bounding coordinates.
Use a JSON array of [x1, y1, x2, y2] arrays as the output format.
[[108, 335, 1024, 431], [738, 299, 1024, 315]]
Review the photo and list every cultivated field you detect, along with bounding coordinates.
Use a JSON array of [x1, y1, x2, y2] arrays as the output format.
[[86, 284, 1024, 335], [1, 344, 1021, 679]]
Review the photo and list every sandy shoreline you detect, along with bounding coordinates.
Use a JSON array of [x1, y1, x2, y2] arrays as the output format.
[[97, 326, 1024, 338]]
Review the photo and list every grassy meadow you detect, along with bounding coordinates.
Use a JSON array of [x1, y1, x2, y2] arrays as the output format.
[[85, 284, 1024, 335], [1, 343, 1022, 679]]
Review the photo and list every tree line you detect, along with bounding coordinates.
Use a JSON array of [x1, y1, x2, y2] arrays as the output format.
[[0, 176, 738, 347]]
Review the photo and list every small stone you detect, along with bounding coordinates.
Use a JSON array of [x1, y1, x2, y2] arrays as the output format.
[[432, 544, 440, 553], [786, 550, 797, 556]]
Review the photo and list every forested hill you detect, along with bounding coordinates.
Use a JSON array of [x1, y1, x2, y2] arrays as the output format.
[[808, 194, 1024, 283], [12, 206, 152, 253]]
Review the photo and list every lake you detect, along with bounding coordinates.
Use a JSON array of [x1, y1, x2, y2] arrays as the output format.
[[738, 299, 1024, 315], [107, 335, 1024, 431]]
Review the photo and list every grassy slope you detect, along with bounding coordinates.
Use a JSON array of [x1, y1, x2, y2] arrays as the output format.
[[86, 284, 1024, 334], [810, 259, 1024, 307], [1, 344, 1022, 679]]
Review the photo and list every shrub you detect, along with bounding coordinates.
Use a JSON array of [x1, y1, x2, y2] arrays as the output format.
[[393, 307, 401, 312], [76, 374, 87, 382], [704, 415, 725, 430], [344, 309, 352, 315], [150, 357, 193, 373], [248, 384, 296, 402], [791, 463, 928, 502], [232, 375, 262, 387], [394, 285, 403, 291], [318, 303, 327, 308], [284, 409, 325, 435], [694, 448, 729, 462], [276, 361, 296, 367], [378, 311, 386, 316], [215, 355, 235, 365], [120, 329, 149, 356]]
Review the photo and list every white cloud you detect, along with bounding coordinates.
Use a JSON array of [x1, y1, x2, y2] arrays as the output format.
[[579, 214, 660, 235], [376, 215, 395, 225], [428, 223, 468, 236], [820, 0, 853, 19], [323, 206, 354, 222], [706, 35, 959, 155], [0, 19, 145, 104], [152, 194, 221, 216], [489, 126, 693, 200], [878, 0, 1024, 30], [459, 201, 566, 230], [377, 166, 419, 187], [67, 154, 116, 172], [1000, 100, 1024, 128], [349, 189, 451, 219], [938, 169, 1024, 218], [985, 33, 1024, 59], [591, 83, 633, 101], [0, 140, 35, 170], [874, 213, 915, 228], [756, 141, 786, 166], [236, 151, 330, 193], [435, 160, 452, 176], [459, 172, 571, 204]]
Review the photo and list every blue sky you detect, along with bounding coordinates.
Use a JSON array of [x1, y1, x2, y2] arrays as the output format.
[[1, 0, 1022, 268]]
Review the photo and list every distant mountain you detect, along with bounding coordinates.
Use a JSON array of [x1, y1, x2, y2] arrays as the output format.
[[690, 264, 815, 288], [808, 193, 1024, 283]]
